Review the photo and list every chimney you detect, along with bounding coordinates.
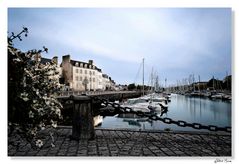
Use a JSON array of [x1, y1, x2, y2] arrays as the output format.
[[52, 56, 58, 65], [62, 55, 70, 63], [88, 60, 93, 65]]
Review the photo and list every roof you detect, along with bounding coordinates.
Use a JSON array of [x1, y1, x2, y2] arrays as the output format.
[[102, 74, 108, 78], [70, 59, 102, 72], [41, 57, 52, 64]]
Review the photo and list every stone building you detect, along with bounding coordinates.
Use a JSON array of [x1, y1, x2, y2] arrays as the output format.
[[102, 74, 116, 90], [61, 55, 115, 91], [38, 56, 62, 84]]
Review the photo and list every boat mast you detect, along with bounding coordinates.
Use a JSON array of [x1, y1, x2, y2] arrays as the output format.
[[213, 76, 215, 90], [151, 67, 154, 92], [165, 78, 167, 92], [142, 58, 144, 96], [193, 74, 195, 92], [198, 75, 200, 92]]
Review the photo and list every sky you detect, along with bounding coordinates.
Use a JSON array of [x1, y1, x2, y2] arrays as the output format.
[[8, 8, 231, 86]]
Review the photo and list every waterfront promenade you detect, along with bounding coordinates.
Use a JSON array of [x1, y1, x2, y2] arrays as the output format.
[[8, 127, 231, 157]]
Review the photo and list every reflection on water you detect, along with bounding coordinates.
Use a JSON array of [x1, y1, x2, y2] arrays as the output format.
[[99, 94, 231, 132]]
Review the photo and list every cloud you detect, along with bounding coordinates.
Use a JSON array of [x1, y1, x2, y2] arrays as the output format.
[[8, 8, 231, 84]]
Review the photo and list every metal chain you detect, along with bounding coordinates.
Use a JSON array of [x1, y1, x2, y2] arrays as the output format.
[[92, 96, 231, 133]]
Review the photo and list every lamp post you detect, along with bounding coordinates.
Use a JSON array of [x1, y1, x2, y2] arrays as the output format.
[[82, 77, 89, 91]]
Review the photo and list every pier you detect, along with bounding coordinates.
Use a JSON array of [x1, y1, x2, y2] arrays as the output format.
[[58, 91, 142, 101]]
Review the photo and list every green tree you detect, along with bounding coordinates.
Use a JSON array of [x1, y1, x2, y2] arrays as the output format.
[[127, 83, 136, 90], [136, 85, 141, 90], [207, 78, 223, 90], [222, 75, 232, 91]]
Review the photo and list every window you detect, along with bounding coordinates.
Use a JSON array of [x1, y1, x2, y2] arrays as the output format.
[[93, 71, 95, 75], [89, 71, 92, 75], [80, 76, 82, 81], [84, 64, 87, 68], [80, 63, 83, 67], [75, 76, 78, 81], [85, 70, 87, 74], [75, 62, 79, 66], [89, 65, 92, 69], [80, 69, 82, 74], [90, 78, 92, 81], [93, 78, 95, 82], [76, 69, 78, 73]]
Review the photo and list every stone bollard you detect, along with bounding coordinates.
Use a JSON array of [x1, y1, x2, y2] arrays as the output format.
[[70, 95, 95, 140]]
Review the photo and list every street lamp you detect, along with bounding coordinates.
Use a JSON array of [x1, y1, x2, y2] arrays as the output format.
[[82, 77, 89, 91]]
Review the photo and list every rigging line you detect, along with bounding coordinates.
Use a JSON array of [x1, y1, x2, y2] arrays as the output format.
[[144, 63, 153, 85], [133, 61, 142, 84]]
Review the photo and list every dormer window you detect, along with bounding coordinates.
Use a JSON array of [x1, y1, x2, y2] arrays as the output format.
[[75, 62, 79, 66], [80, 63, 83, 67], [89, 65, 92, 69], [84, 64, 87, 68]]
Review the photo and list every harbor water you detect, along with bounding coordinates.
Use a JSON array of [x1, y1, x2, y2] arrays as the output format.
[[99, 94, 232, 132]]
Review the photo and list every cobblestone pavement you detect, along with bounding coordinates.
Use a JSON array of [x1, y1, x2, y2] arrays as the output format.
[[8, 127, 231, 157]]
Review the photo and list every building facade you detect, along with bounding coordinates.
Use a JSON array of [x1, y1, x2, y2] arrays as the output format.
[[61, 55, 115, 91], [40, 56, 62, 84]]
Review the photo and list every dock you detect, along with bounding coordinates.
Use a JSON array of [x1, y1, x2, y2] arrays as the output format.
[[8, 127, 231, 156]]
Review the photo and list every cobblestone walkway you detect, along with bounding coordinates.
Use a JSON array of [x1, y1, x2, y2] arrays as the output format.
[[8, 127, 231, 156]]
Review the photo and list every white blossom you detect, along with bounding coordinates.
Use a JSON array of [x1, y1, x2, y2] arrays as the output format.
[[22, 97, 29, 101], [51, 143, 55, 148], [42, 95, 47, 100], [24, 68, 33, 77], [29, 111, 34, 118], [39, 122, 45, 130], [35, 139, 43, 148], [55, 108, 61, 117], [36, 90, 39, 95], [58, 102, 63, 108], [30, 129, 37, 136], [21, 92, 28, 97], [51, 120, 57, 128], [37, 108, 44, 116], [20, 92, 29, 101], [13, 58, 21, 62], [46, 100, 50, 105]]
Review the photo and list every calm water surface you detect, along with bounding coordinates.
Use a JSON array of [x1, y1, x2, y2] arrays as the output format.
[[99, 94, 231, 132]]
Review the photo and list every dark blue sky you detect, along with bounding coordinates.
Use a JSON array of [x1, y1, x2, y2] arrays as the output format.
[[8, 8, 231, 86]]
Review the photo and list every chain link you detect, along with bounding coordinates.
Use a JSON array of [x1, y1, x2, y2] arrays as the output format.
[[92, 96, 231, 133], [208, 125, 218, 131], [176, 120, 187, 127]]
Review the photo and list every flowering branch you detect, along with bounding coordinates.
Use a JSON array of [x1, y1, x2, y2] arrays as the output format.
[[8, 28, 64, 149], [8, 27, 28, 43]]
